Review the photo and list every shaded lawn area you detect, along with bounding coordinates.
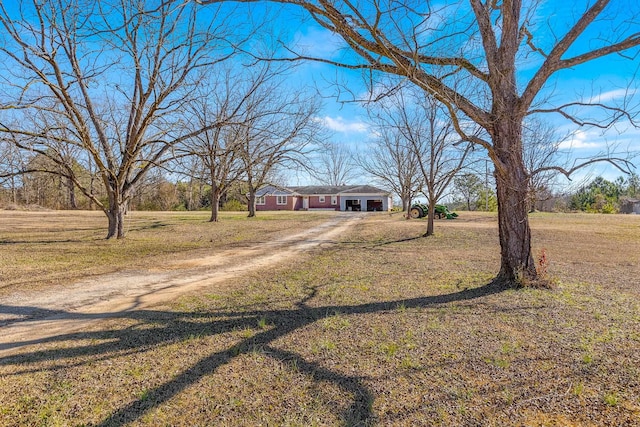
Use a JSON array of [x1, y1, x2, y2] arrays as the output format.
[[1, 212, 639, 426]]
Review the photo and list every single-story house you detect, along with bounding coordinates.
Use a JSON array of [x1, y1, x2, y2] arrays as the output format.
[[255, 185, 392, 212]]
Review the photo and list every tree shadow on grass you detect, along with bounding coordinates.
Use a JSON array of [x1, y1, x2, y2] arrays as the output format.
[[0, 238, 101, 245], [337, 235, 426, 250], [0, 280, 507, 426]]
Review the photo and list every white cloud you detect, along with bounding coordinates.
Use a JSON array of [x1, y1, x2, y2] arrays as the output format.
[[292, 26, 345, 59], [317, 116, 369, 133], [588, 88, 638, 104], [558, 129, 602, 149]]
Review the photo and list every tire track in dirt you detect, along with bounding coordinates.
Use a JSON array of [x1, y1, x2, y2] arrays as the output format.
[[0, 213, 363, 355]]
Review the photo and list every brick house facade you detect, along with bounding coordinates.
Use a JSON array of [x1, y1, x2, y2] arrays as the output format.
[[255, 185, 392, 212]]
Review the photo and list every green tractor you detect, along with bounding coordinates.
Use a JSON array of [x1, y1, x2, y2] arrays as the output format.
[[409, 203, 458, 220]]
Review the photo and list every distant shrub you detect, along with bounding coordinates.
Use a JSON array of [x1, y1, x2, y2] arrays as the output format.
[[600, 203, 617, 214], [221, 200, 246, 211]]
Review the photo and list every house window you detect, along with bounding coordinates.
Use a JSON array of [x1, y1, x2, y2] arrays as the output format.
[[276, 195, 287, 205], [319, 196, 325, 203], [331, 196, 337, 205], [256, 196, 266, 205]]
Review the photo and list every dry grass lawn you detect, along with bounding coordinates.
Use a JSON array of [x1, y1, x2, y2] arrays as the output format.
[[0, 210, 331, 295], [1, 210, 639, 426]]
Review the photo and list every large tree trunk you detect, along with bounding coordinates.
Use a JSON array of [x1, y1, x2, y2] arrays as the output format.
[[210, 187, 221, 222], [57, 175, 63, 209], [187, 179, 194, 211], [401, 195, 411, 217], [67, 176, 78, 209], [424, 197, 436, 237], [105, 188, 127, 239], [247, 191, 256, 218], [89, 173, 95, 210], [11, 176, 17, 204], [492, 132, 537, 285], [106, 204, 126, 239]]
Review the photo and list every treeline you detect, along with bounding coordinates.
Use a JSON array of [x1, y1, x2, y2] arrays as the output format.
[[448, 172, 640, 214], [0, 163, 248, 212], [568, 175, 640, 213], [4, 154, 639, 216]]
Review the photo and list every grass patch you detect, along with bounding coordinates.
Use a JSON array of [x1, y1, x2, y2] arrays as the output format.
[[0, 210, 331, 295], [1, 212, 640, 425]]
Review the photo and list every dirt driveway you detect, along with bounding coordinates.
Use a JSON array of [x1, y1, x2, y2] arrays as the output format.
[[0, 213, 363, 356]]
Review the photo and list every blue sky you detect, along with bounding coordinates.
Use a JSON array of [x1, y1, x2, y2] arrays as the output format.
[[2, 0, 637, 195], [273, 0, 640, 190]]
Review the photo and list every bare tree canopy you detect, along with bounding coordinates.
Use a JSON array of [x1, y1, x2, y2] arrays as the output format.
[[356, 128, 423, 214], [368, 86, 472, 236], [236, 78, 324, 217], [198, 0, 640, 285], [178, 79, 247, 222], [176, 61, 279, 222], [522, 118, 568, 212], [0, 0, 247, 238], [310, 140, 356, 186], [0, 140, 29, 206]]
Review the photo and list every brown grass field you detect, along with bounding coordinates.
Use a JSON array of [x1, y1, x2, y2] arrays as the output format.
[[1, 210, 639, 426], [0, 210, 332, 295]]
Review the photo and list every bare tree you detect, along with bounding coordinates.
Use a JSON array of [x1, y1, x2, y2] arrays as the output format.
[[200, 0, 640, 285], [173, 156, 208, 211], [177, 58, 303, 221], [22, 153, 81, 209], [130, 169, 180, 211], [1, 128, 90, 209], [0, 0, 245, 238], [236, 82, 323, 217], [182, 123, 245, 222], [523, 118, 564, 212], [357, 128, 423, 215], [310, 141, 356, 186], [0, 139, 29, 206], [370, 88, 471, 236], [178, 70, 247, 222]]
